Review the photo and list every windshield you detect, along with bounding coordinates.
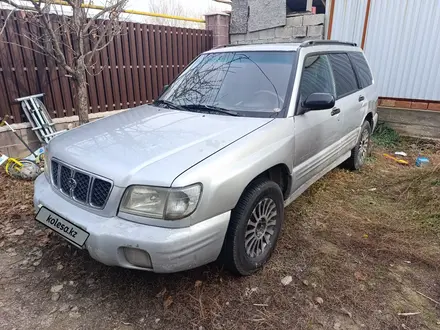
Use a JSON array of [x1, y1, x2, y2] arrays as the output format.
[[158, 51, 297, 117]]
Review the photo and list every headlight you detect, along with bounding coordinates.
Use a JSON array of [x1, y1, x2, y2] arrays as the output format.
[[120, 184, 202, 220]]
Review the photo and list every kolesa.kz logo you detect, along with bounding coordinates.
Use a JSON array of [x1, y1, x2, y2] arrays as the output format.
[[46, 214, 78, 238]]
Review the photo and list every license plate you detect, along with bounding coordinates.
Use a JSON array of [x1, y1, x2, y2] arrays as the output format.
[[35, 207, 89, 248]]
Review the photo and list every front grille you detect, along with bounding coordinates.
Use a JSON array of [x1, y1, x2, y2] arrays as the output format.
[[91, 179, 112, 208], [51, 159, 112, 209]]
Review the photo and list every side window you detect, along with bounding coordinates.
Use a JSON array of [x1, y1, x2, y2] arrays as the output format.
[[348, 52, 373, 88], [328, 53, 359, 98], [299, 54, 335, 103]]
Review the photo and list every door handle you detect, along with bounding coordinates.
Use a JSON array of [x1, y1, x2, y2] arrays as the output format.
[[331, 108, 340, 116], [359, 95, 365, 102]]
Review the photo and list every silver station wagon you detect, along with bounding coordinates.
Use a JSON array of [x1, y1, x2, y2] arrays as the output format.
[[34, 40, 378, 275]]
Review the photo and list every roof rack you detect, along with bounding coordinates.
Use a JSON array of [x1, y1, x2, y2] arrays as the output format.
[[300, 40, 357, 47], [213, 43, 242, 49]]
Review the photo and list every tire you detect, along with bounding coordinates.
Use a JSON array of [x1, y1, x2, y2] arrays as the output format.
[[220, 179, 284, 275], [344, 121, 372, 170]]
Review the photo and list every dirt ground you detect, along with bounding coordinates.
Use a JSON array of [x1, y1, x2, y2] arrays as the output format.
[[0, 131, 439, 330]]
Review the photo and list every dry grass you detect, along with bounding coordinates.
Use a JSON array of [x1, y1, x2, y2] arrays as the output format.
[[0, 135, 439, 330]]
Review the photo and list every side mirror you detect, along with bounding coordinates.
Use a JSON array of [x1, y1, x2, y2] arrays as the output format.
[[302, 93, 335, 112], [162, 85, 169, 93]]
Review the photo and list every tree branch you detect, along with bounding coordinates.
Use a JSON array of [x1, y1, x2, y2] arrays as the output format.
[[0, 7, 15, 35], [85, 20, 116, 64], [82, 0, 127, 33]]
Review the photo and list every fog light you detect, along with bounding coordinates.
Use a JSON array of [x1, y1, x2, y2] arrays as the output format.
[[123, 247, 152, 268]]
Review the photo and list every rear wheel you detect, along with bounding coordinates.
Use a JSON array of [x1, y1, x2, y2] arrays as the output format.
[[345, 121, 372, 170], [220, 179, 284, 275]]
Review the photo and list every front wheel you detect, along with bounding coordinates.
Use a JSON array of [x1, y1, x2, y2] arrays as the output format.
[[344, 121, 372, 170], [219, 179, 284, 275]]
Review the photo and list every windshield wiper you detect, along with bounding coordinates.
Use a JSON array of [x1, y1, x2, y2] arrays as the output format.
[[182, 104, 240, 116], [153, 100, 187, 111]]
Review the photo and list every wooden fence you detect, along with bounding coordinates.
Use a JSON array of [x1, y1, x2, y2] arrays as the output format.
[[0, 10, 213, 123]]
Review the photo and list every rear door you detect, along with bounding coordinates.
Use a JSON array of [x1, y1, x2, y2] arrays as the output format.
[[328, 53, 363, 150], [348, 51, 377, 127], [292, 53, 340, 191]]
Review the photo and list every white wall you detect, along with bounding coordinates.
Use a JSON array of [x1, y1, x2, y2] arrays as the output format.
[[326, 0, 440, 101]]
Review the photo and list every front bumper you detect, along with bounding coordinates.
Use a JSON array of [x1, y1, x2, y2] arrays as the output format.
[[34, 175, 230, 273]]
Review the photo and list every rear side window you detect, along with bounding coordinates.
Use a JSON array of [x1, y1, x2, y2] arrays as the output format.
[[328, 53, 358, 98], [349, 52, 373, 88]]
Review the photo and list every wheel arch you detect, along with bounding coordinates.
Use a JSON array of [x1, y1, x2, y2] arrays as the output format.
[[364, 111, 373, 128], [241, 163, 291, 201]]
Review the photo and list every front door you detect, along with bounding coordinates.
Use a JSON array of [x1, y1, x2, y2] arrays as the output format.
[[292, 54, 342, 192]]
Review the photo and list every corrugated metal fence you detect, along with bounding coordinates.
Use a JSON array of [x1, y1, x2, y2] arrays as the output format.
[[0, 10, 213, 123], [326, 0, 440, 102]]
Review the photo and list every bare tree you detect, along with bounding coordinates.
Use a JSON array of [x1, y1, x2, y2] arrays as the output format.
[[0, 0, 128, 124]]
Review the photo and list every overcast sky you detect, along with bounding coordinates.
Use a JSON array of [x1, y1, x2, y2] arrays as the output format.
[[126, 0, 229, 13]]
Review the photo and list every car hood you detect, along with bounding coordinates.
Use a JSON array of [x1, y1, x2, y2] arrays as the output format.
[[48, 105, 272, 187]]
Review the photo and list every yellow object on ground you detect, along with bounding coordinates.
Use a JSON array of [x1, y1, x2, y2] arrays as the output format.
[[383, 153, 409, 165]]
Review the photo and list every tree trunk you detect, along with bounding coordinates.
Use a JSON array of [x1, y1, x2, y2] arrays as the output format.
[[74, 64, 89, 125]]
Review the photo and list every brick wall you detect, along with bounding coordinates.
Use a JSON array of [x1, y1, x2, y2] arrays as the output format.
[[230, 13, 324, 44]]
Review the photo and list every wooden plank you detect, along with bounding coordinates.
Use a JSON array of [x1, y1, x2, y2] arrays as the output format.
[[7, 15, 30, 122], [171, 27, 178, 77], [201, 30, 207, 52], [46, 15, 65, 118], [188, 28, 194, 61], [0, 12, 21, 122], [114, 27, 128, 108], [198, 29, 203, 54], [154, 25, 163, 98], [90, 20, 107, 113], [166, 26, 173, 83], [105, 20, 120, 110], [159, 26, 168, 86], [54, 16, 74, 116], [98, 21, 114, 112], [121, 21, 134, 108], [28, 17, 57, 119], [327, 0, 336, 39], [60, 17, 75, 114], [183, 28, 188, 67], [361, 0, 372, 49], [147, 24, 158, 100], [16, 18, 39, 97], [0, 14, 13, 120], [0, 71, 11, 120], [135, 23, 147, 105], [177, 27, 184, 73], [128, 22, 140, 106], [143, 24, 153, 103]]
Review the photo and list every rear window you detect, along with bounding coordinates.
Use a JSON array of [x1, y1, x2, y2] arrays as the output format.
[[328, 53, 359, 98], [348, 52, 373, 88]]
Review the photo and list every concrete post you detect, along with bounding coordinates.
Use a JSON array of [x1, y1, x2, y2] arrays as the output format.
[[205, 12, 230, 48]]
